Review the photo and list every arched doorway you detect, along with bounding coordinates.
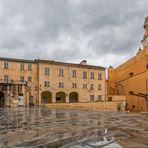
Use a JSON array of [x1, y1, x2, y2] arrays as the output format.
[[69, 92, 79, 103], [56, 91, 66, 103], [0, 92, 5, 107], [41, 91, 52, 104], [115, 84, 125, 95]]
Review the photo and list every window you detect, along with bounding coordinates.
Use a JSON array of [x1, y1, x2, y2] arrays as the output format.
[[59, 82, 64, 88], [90, 95, 94, 102], [83, 84, 87, 89], [20, 63, 24, 71], [90, 84, 94, 90], [98, 95, 102, 102], [90, 72, 94, 79], [45, 67, 50, 76], [98, 73, 102, 80], [28, 64, 32, 71], [83, 71, 87, 79], [4, 75, 9, 82], [28, 76, 32, 82], [44, 81, 50, 87], [129, 72, 133, 76], [108, 97, 112, 101], [72, 70, 77, 78], [20, 76, 25, 82], [72, 83, 77, 88], [4, 62, 9, 69], [59, 69, 64, 77], [98, 84, 101, 90], [18, 85, 23, 93]]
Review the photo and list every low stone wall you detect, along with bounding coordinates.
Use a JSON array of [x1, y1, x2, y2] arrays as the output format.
[[107, 95, 126, 101], [46, 101, 126, 111]]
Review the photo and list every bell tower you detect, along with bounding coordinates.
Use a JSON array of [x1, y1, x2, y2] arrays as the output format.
[[142, 16, 148, 48]]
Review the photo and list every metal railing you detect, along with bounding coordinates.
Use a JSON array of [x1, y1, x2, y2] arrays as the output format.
[[0, 79, 27, 85]]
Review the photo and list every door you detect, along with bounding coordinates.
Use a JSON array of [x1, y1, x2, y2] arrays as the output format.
[[29, 96, 34, 106], [18, 95, 24, 106]]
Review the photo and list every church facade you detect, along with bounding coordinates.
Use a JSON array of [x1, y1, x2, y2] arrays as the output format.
[[107, 16, 148, 112]]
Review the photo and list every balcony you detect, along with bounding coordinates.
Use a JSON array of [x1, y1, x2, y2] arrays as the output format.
[[0, 79, 27, 85], [0, 79, 13, 84]]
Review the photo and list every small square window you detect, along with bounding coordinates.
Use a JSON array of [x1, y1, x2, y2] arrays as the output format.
[[90, 95, 94, 102], [59, 69, 64, 77], [83, 84, 87, 89], [98, 73, 102, 80], [28, 64, 32, 71], [45, 67, 50, 76], [90, 72, 94, 79], [20, 64, 24, 71], [44, 81, 50, 87], [72, 70, 77, 78], [90, 84, 94, 90], [20, 76, 25, 82], [72, 83, 77, 88], [59, 82, 64, 88], [4, 62, 9, 69], [28, 76, 32, 82], [83, 71, 87, 79], [98, 84, 101, 90]]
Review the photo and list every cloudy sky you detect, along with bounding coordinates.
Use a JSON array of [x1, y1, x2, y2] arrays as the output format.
[[0, 0, 148, 68]]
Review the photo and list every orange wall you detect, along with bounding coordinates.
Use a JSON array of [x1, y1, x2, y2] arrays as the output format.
[[108, 46, 148, 111]]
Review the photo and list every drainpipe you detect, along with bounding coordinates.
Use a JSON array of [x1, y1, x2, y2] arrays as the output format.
[[146, 79, 148, 111]]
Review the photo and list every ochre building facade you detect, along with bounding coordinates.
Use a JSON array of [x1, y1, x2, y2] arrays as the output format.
[[108, 16, 148, 112], [0, 58, 106, 107]]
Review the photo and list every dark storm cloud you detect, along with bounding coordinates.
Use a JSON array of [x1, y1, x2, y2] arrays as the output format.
[[0, 0, 148, 67]]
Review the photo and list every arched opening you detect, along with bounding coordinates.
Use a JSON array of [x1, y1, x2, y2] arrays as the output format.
[[41, 91, 52, 104], [56, 91, 66, 103], [69, 92, 79, 103], [115, 84, 125, 95], [0, 92, 5, 107]]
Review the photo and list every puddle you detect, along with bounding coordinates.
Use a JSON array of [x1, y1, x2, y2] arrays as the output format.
[[0, 107, 148, 147]]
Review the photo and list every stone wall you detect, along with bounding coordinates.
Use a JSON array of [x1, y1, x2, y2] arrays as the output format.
[[45, 101, 126, 111]]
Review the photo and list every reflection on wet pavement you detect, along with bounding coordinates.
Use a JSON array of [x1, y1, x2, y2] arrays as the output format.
[[0, 107, 148, 147]]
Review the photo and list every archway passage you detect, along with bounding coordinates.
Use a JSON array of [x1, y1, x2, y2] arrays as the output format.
[[56, 91, 66, 103], [69, 92, 79, 103], [41, 91, 52, 104], [0, 92, 5, 107]]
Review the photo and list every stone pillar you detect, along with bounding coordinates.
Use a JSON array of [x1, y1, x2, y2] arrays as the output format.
[[38, 90, 41, 105], [22, 85, 28, 106], [52, 92, 56, 103], [66, 94, 69, 103]]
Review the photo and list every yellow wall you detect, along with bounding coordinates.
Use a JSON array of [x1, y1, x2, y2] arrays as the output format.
[[0, 60, 38, 106], [38, 62, 106, 105], [0, 58, 106, 106]]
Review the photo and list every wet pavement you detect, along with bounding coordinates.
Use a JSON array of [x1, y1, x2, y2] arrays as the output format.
[[0, 107, 148, 148]]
